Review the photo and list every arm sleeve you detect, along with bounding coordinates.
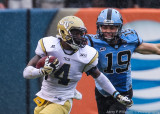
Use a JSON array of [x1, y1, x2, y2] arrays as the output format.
[[95, 73, 116, 95], [23, 66, 44, 79]]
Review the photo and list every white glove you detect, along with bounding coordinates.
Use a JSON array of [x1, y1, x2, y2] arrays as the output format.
[[73, 89, 82, 100], [41, 56, 60, 76], [113, 91, 133, 107]]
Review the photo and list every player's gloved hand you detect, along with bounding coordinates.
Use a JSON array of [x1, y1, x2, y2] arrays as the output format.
[[73, 89, 82, 100], [41, 56, 60, 75], [41, 66, 53, 75], [113, 91, 133, 107]]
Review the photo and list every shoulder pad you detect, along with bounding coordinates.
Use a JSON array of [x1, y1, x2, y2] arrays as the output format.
[[38, 36, 59, 55], [85, 34, 94, 47], [121, 28, 137, 37], [121, 28, 143, 45], [82, 45, 98, 63]]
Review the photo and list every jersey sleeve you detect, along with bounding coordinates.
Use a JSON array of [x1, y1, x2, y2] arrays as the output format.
[[83, 51, 99, 72], [122, 29, 143, 47], [135, 31, 143, 46], [35, 38, 47, 57]]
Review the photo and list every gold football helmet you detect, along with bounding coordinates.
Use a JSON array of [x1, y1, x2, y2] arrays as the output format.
[[57, 16, 87, 50]]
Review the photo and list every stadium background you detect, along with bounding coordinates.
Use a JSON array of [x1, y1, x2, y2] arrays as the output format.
[[0, 8, 160, 114]]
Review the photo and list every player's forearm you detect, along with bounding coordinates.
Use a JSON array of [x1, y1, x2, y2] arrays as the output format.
[[150, 44, 160, 55], [23, 66, 43, 79], [156, 43, 160, 48], [155, 44, 160, 54], [94, 73, 116, 95], [136, 43, 160, 55]]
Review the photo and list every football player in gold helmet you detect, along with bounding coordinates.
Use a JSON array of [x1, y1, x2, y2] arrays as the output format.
[[23, 16, 133, 114]]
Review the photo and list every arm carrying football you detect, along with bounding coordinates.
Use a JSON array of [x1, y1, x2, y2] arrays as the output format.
[[23, 55, 60, 79]]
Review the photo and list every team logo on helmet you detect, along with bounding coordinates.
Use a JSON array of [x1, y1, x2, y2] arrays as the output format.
[[59, 21, 74, 30]]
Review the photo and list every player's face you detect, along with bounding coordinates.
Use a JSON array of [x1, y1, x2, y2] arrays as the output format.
[[100, 25, 118, 39], [70, 29, 87, 46]]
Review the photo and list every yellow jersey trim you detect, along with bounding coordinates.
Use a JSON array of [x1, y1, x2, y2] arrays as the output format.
[[40, 39, 47, 55]]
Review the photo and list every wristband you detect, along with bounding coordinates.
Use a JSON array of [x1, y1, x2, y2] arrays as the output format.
[[112, 91, 120, 98]]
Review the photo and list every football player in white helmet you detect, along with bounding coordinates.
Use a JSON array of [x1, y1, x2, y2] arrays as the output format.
[[23, 16, 133, 114]]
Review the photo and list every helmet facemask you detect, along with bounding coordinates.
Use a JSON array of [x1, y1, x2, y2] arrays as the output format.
[[97, 24, 122, 44], [65, 28, 87, 50]]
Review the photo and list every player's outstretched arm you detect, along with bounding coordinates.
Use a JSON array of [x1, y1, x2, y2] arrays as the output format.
[[135, 43, 160, 55], [87, 67, 133, 107]]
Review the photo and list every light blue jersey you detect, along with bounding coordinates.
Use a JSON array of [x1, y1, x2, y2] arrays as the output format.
[[86, 29, 143, 96]]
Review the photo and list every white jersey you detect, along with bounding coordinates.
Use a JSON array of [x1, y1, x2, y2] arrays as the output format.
[[35, 36, 98, 105]]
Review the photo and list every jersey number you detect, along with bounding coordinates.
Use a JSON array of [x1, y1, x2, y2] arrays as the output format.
[[54, 63, 70, 85], [104, 50, 131, 73]]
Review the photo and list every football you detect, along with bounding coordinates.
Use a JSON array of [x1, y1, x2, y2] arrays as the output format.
[[36, 56, 57, 69]]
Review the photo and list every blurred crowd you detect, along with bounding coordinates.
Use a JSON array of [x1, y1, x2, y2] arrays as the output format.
[[0, 0, 160, 9]]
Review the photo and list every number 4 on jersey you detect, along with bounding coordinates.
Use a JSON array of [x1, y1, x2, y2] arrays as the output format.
[[54, 63, 70, 85]]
